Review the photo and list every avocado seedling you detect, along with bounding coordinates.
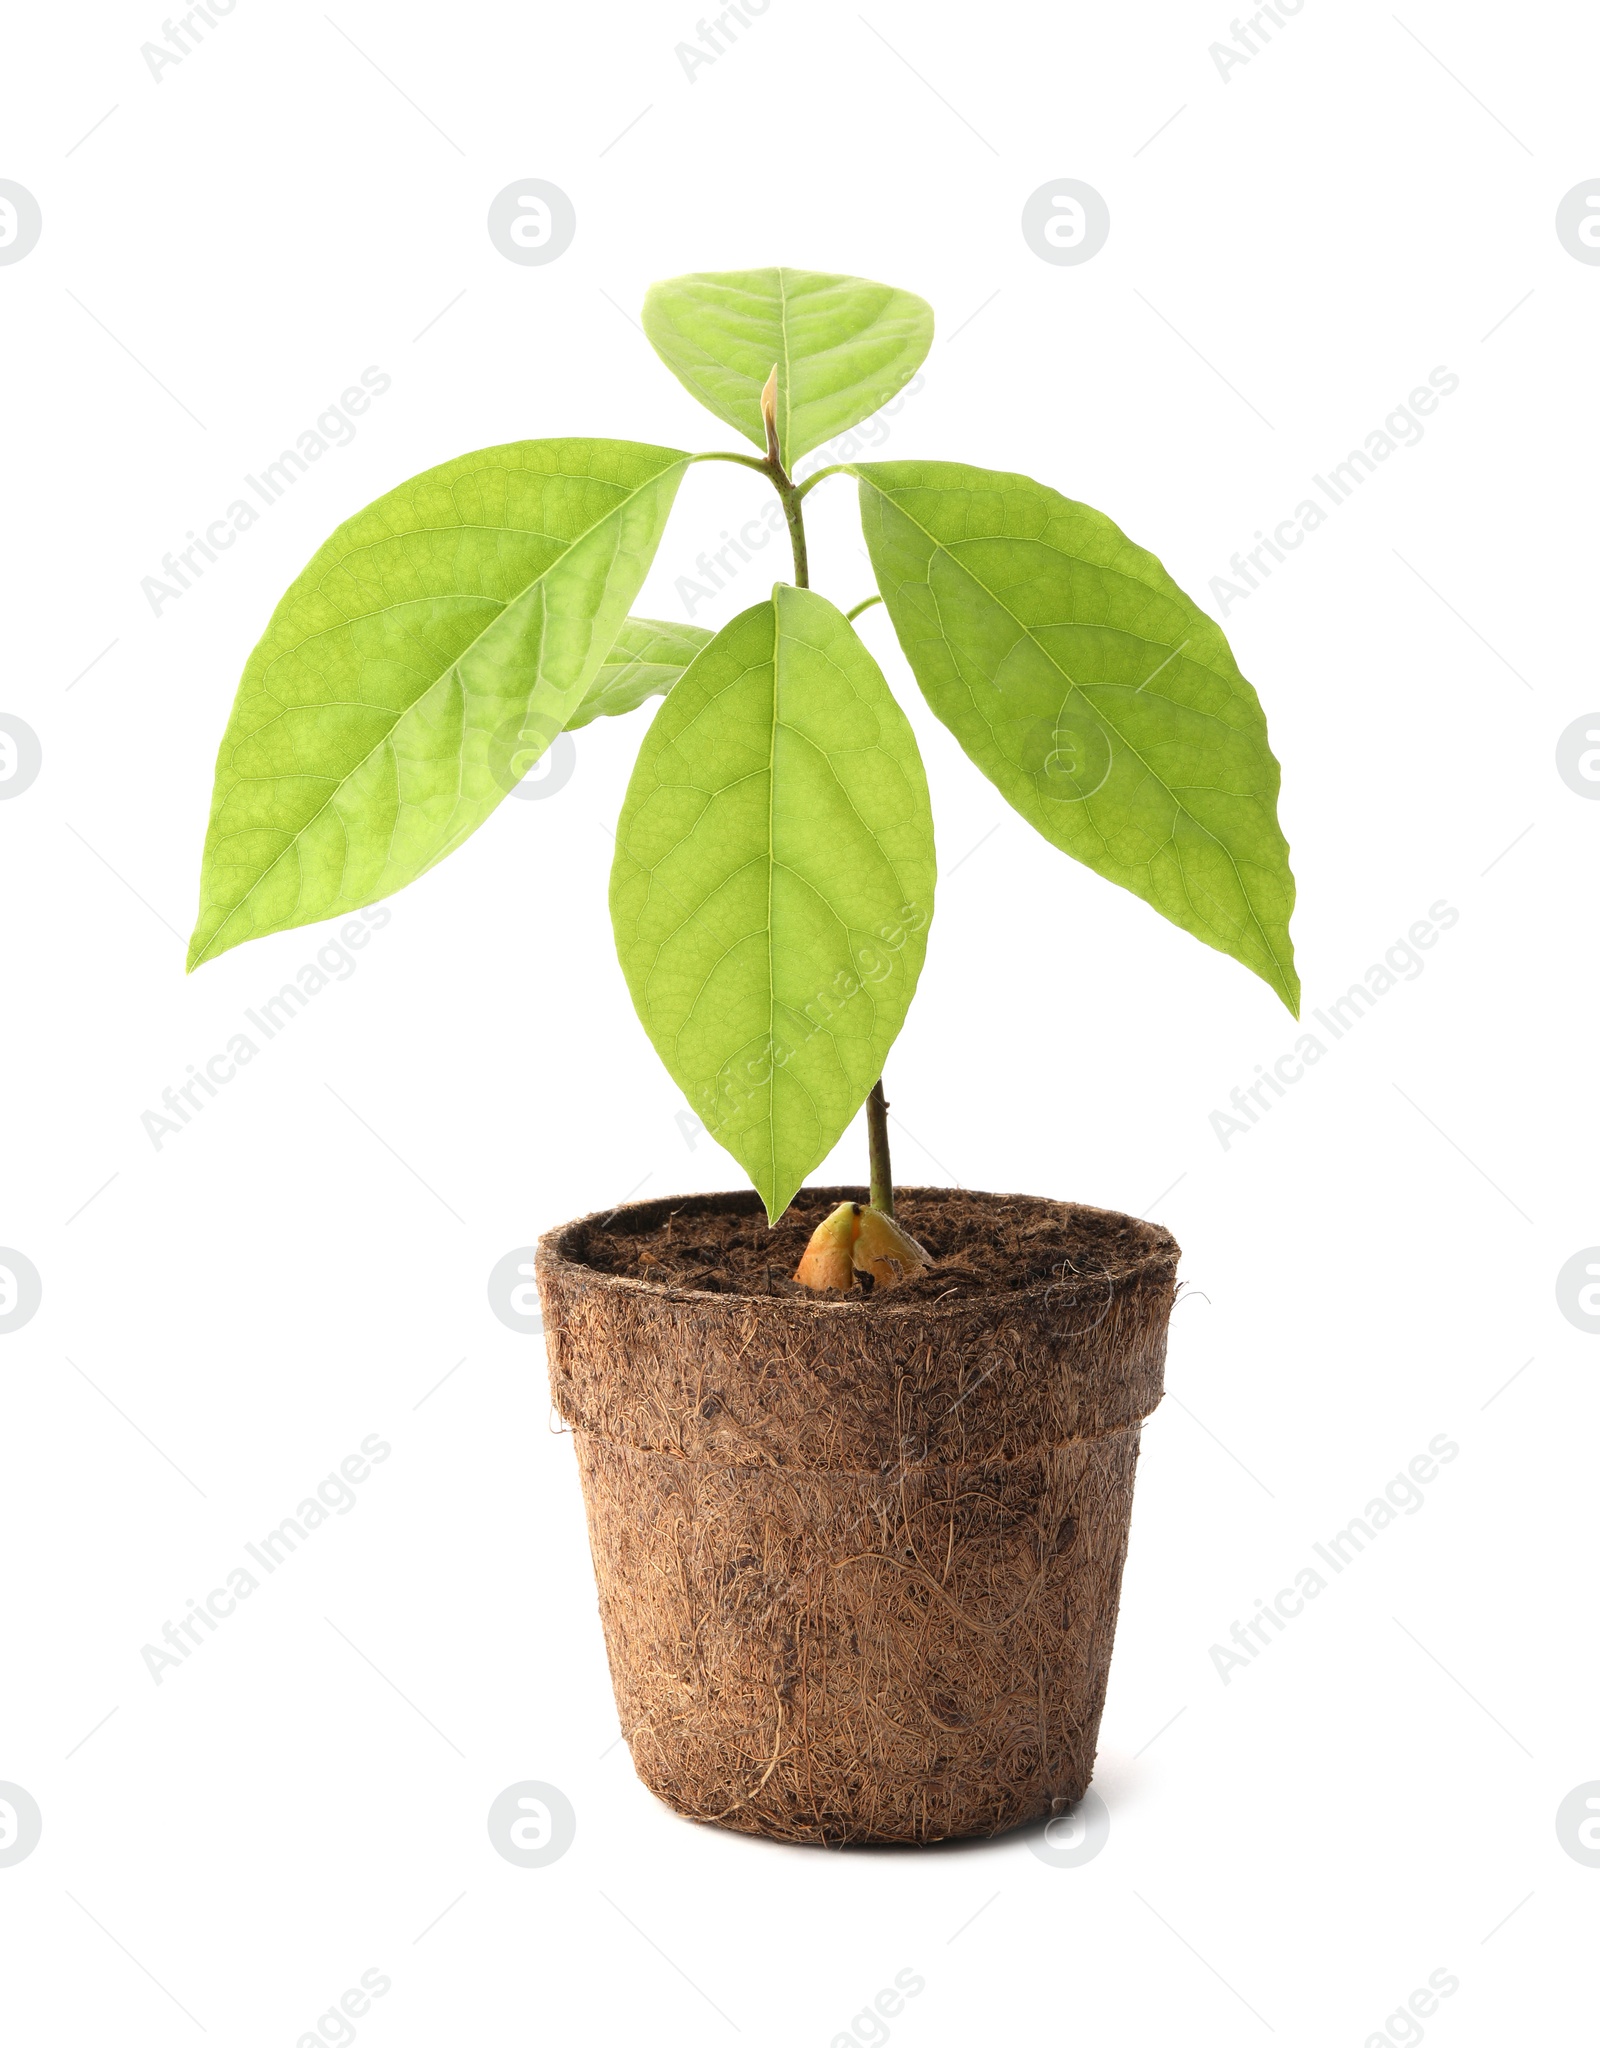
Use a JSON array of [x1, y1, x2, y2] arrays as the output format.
[[188, 267, 1296, 1283]]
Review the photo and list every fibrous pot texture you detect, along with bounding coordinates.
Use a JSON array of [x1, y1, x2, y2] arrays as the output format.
[[538, 1186, 1179, 1846]]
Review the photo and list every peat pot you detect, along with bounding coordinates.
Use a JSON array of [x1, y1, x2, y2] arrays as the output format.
[[537, 1186, 1179, 1846]]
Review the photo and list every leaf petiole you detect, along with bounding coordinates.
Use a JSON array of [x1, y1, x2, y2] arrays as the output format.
[[688, 449, 775, 476], [687, 446, 809, 586], [794, 463, 854, 503]]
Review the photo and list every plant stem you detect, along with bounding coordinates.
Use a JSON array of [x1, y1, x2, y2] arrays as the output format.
[[691, 442, 894, 1209], [690, 450, 808, 587], [778, 479, 808, 588], [866, 1079, 894, 1215]]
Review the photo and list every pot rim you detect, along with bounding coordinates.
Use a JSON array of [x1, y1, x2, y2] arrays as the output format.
[[538, 1183, 1180, 1319]]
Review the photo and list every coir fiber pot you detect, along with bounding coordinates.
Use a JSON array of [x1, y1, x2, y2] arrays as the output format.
[[538, 1185, 1180, 1846]]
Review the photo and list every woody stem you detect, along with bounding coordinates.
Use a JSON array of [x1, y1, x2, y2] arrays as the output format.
[[866, 1079, 894, 1216]]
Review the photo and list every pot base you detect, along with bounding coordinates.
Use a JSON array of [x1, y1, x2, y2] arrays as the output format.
[[576, 1423, 1142, 1844]]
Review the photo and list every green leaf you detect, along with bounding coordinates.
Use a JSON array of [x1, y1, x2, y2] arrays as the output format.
[[565, 617, 711, 731], [610, 584, 937, 1220], [856, 459, 1299, 1012], [641, 267, 933, 466], [188, 439, 689, 969]]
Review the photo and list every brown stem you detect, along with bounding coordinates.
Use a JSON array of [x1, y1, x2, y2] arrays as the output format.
[[866, 1078, 893, 1215]]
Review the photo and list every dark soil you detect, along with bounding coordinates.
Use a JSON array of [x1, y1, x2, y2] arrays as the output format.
[[566, 1185, 1173, 1305]]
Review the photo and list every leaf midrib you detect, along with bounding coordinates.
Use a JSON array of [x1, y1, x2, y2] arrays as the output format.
[[776, 268, 794, 462], [643, 599, 908, 1204]]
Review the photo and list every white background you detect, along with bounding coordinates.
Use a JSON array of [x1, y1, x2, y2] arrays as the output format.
[[2, 0, 1595, 2041]]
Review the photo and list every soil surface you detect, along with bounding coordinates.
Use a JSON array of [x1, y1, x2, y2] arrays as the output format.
[[565, 1186, 1172, 1305]]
